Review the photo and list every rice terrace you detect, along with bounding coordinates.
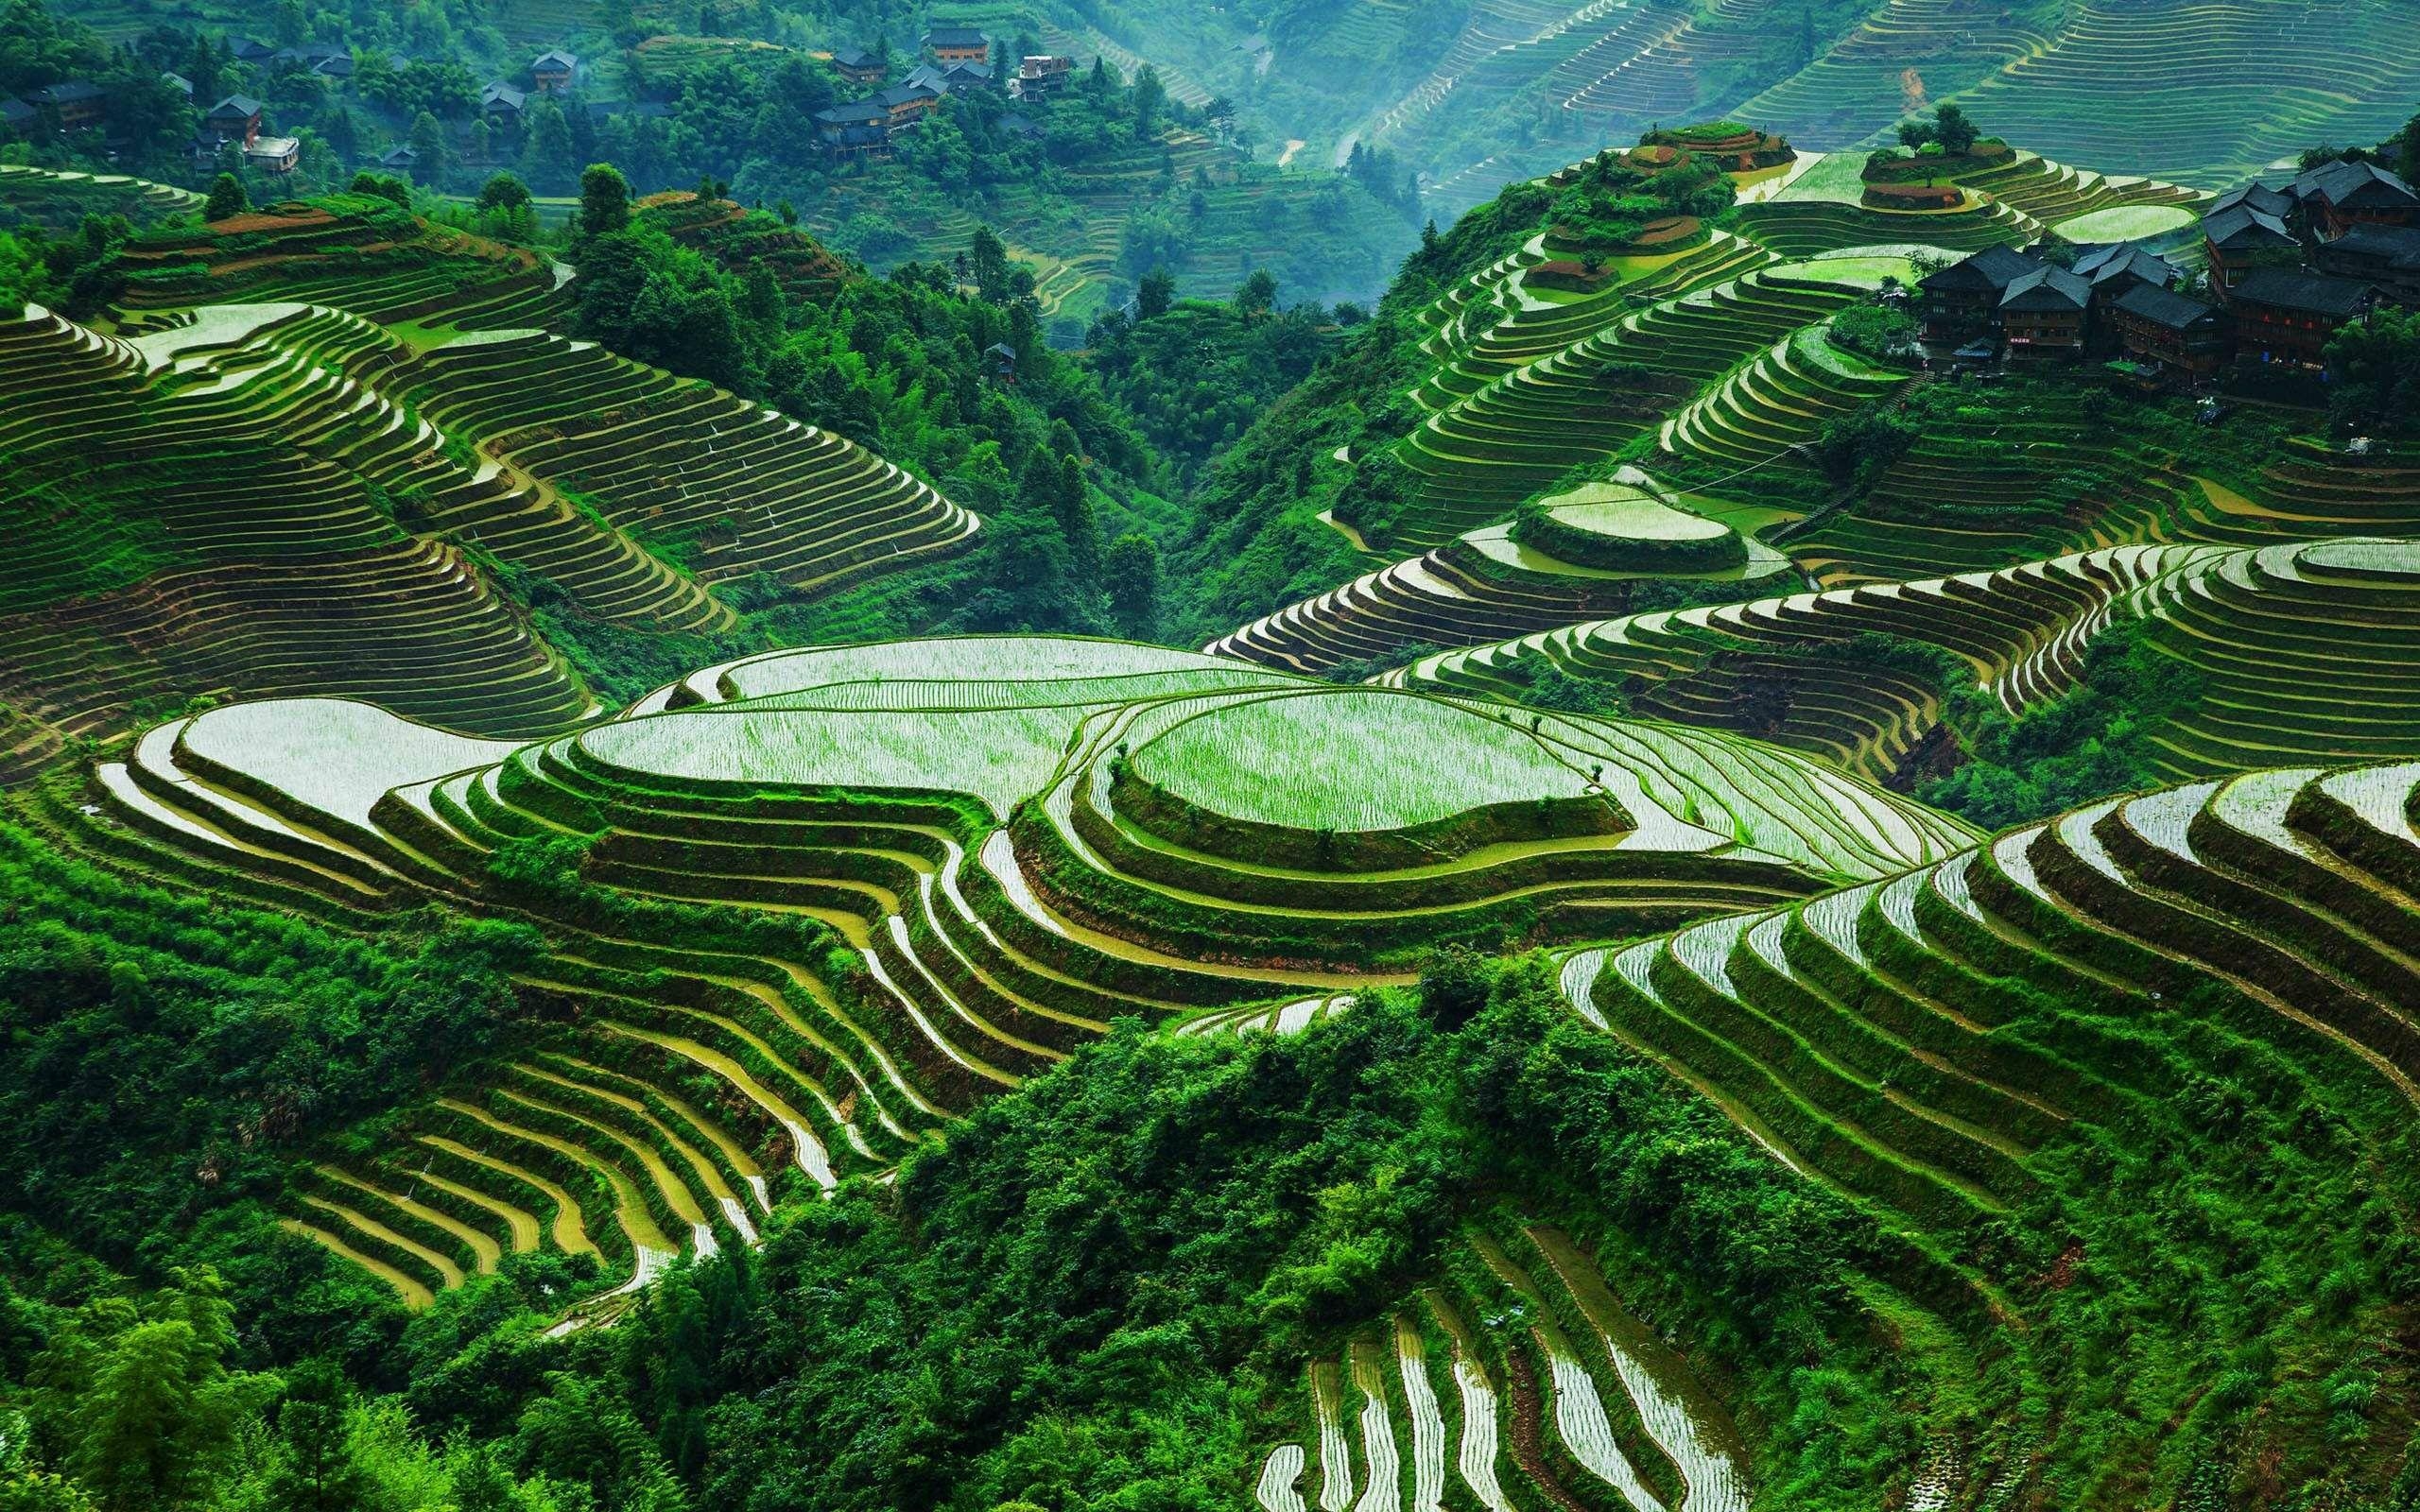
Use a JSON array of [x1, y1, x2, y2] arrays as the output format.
[[4, 0, 2420, 1508]]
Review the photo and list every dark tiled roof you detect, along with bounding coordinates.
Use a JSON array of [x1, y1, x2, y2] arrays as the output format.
[[874, 82, 940, 108], [588, 97, 672, 122], [2293, 159, 2419, 211], [2202, 203, 2295, 249], [2329, 223, 2420, 268], [0, 95, 33, 125], [377, 144, 417, 165], [480, 81, 527, 110], [833, 47, 878, 68], [2074, 244, 2178, 288], [28, 80, 107, 105], [1999, 265, 2092, 312], [815, 98, 890, 125], [533, 49, 579, 70], [1919, 243, 2042, 294], [2233, 266, 2377, 317], [2210, 180, 2292, 219], [997, 111, 1041, 137], [208, 94, 262, 117], [2112, 283, 2218, 331]]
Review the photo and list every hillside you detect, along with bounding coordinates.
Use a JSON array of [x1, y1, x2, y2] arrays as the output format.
[[8, 629, 2419, 1507], [1328, 0, 2420, 215], [10, 24, 2420, 1512]]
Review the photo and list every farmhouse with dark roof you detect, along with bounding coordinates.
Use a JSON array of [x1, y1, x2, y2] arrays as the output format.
[[924, 26, 990, 64], [2230, 267, 2377, 368]]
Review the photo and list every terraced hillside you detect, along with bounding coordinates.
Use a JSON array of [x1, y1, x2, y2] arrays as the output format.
[[1256, 1225, 1753, 1512], [1208, 129, 2245, 673], [803, 124, 1416, 322], [636, 192, 852, 304], [1211, 469, 1794, 674], [0, 163, 203, 231], [44, 635, 1972, 1307], [17, 589, 2420, 1507], [0, 300, 976, 778], [1387, 538, 2420, 783], [106, 194, 576, 331], [1374, 0, 2420, 205], [1553, 753, 2420, 1500]]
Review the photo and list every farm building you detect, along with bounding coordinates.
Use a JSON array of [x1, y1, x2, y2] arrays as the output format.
[[530, 49, 579, 93], [1997, 265, 2093, 361], [831, 46, 885, 85], [2107, 283, 2228, 377], [2290, 158, 2420, 238], [1916, 244, 2044, 344], [25, 81, 108, 131], [2228, 267, 2377, 368], [2202, 201, 2301, 293], [2314, 223, 2420, 306], [924, 26, 990, 64]]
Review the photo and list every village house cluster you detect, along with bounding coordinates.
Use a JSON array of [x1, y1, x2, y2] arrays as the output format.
[[1918, 158, 2420, 385], [2, 43, 595, 180], [811, 26, 1070, 159]]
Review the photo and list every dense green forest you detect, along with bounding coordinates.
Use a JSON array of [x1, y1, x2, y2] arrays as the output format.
[[0, 842, 1890, 1512]]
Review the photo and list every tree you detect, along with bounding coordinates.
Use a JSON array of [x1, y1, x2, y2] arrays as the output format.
[[406, 111, 451, 183], [348, 172, 409, 207], [1932, 101, 1979, 155], [2389, 108, 2420, 181], [519, 98, 577, 194], [968, 225, 1011, 302], [1236, 266, 1277, 321], [1901, 101, 1979, 155], [1135, 266, 1175, 321], [34, 1273, 258, 1512], [475, 171, 532, 211], [202, 172, 246, 222], [1132, 64, 1166, 138], [1104, 533, 1161, 638], [1055, 450, 1099, 582], [2325, 305, 2420, 434], [264, 1359, 366, 1512], [579, 162, 631, 238]]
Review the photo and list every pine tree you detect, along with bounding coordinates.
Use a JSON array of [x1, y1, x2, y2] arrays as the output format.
[[1104, 533, 1161, 639], [263, 1358, 366, 1512], [1056, 452, 1100, 582]]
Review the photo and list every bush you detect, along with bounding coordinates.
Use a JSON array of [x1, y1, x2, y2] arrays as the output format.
[[1827, 302, 1918, 364]]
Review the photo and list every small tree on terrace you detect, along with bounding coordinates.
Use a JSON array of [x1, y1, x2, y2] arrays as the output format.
[[1898, 101, 1979, 156], [579, 161, 631, 238], [1236, 266, 1277, 321], [407, 110, 451, 183], [202, 172, 246, 221], [1104, 532, 1161, 639], [1136, 266, 1175, 320], [1932, 102, 1979, 154]]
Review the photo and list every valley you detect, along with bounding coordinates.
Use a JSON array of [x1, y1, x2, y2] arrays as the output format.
[[5, 4, 2420, 1508]]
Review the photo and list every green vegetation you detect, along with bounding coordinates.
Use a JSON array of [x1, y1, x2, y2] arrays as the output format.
[[1510, 480, 1747, 574], [18, 41, 2420, 1512], [1914, 619, 2213, 828]]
